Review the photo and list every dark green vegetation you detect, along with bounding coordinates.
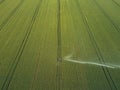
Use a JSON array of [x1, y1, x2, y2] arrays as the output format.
[[0, 0, 120, 90]]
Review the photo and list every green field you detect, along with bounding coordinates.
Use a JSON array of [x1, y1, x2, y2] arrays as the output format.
[[0, 0, 120, 90]]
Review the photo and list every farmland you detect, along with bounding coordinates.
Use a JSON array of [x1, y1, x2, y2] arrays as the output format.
[[0, 0, 120, 90]]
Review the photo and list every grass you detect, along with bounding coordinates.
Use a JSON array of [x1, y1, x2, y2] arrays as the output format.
[[0, 0, 120, 90]]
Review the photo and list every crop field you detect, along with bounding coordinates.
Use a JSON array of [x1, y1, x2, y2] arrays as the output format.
[[0, 0, 120, 90]]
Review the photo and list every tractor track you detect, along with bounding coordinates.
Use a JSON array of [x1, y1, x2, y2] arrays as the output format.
[[94, 0, 120, 33], [111, 0, 120, 8], [75, 0, 117, 90], [29, 25, 47, 90], [56, 0, 62, 90], [1, 0, 41, 89], [0, 0, 24, 31], [29, 1, 51, 90]]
